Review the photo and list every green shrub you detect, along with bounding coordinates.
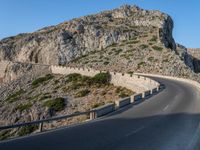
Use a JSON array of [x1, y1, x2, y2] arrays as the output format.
[[92, 72, 110, 84], [137, 61, 146, 69], [0, 130, 12, 140], [115, 87, 122, 93], [18, 125, 38, 136], [28, 94, 41, 101], [163, 59, 169, 62], [127, 71, 134, 75], [107, 43, 117, 48], [43, 98, 65, 111], [115, 49, 123, 55], [15, 103, 32, 112], [149, 35, 157, 42], [54, 80, 59, 84], [115, 86, 133, 98], [32, 74, 54, 86], [108, 51, 113, 55], [39, 95, 52, 101], [126, 40, 139, 44], [152, 46, 163, 51], [148, 57, 154, 62], [142, 34, 148, 37], [100, 90, 107, 96], [138, 61, 146, 66], [69, 83, 85, 90], [6, 89, 25, 103], [119, 93, 129, 98], [103, 61, 110, 65], [75, 89, 90, 97], [65, 73, 82, 82], [91, 102, 105, 109], [111, 48, 116, 51], [129, 36, 138, 40], [139, 44, 148, 49]]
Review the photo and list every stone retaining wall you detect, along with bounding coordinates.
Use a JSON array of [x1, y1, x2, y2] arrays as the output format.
[[135, 73, 200, 92], [51, 66, 159, 93]]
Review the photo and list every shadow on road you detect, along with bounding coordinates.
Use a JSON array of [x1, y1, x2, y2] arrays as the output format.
[[1, 113, 200, 150]]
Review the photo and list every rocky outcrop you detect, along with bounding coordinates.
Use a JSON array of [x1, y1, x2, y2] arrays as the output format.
[[0, 5, 176, 66], [0, 61, 50, 85], [176, 44, 194, 71], [187, 48, 200, 73]]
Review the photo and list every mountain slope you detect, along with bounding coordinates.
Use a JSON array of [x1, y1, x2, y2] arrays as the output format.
[[0, 5, 175, 65]]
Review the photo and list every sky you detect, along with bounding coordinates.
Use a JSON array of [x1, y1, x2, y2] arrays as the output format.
[[0, 0, 199, 48]]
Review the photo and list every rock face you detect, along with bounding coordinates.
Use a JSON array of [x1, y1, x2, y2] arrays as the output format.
[[0, 5, 176, 66], [187, 48, 200, 73]]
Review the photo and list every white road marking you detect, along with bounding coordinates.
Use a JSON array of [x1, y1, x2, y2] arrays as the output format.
[[163, 105, 169, 111], [125, 126, 145, 137]]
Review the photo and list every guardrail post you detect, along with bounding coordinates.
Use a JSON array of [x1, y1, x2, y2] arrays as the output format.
[[130, 95, 135, 103], [39, 116, 45, 132], [39, 122, 43, 132], [90, 111, 96, 120]]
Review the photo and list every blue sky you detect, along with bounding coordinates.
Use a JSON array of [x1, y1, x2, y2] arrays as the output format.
[[0, 0, 199, 48]]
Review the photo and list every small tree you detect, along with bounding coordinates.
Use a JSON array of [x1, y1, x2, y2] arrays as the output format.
[[92, 72, 111, 84]]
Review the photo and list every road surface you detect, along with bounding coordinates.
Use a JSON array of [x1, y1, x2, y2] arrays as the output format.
[[1, 77, 200, 150]]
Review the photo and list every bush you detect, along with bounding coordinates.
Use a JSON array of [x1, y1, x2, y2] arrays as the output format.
[[149, 35, 157, 42], [92, 72, 110, 84], [127, 71, 134, 75], [64, 72, 111, 88], [6, 89, 26, 103], [54, 80, 59, 84], [43, 98, 65, 111], [163, 59, 169, 62], [138, 61, 146, 66], [75, 89, 90, 97], [115, 49, 123, 55], [115, 87, 122, 93], [18, 125, 38, 136], [0, 130, 12, 140], [103, 61, 110, 65], [108, 52, 113, 55], [148, 57, 154, 62], [39, 95, 52, 101], [28, 94, 41, 101], [15, 103, 32, 112], [65, 73, 83, 82], [119, 93, 129, 98], [108, 43, 117, 48], [139, 44, 148, 49], [91, 102, 105, 109], [32, 74, 54, 86], [152, 46, 163, 51], [126, 40, 139, 44]]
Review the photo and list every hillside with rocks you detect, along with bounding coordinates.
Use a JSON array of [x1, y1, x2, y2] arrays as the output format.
[[0, 72, 133, 140], [0, 5, 175, 65], [0, 5, 200, 84], [1, 4, 200, 140]]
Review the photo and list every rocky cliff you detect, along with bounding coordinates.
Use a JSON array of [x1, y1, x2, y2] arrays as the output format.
[[0, 5, 176, 66], [187, 48, 200, 73]]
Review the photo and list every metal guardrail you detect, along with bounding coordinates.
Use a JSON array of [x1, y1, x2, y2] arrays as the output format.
[[0, 110, 94, 132]]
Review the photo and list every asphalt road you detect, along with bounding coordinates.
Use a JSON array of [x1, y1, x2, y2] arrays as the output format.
[[1, 77, 200, 150]]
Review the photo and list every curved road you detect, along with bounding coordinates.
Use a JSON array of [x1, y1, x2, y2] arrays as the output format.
[[1, 77, 200, 150]]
